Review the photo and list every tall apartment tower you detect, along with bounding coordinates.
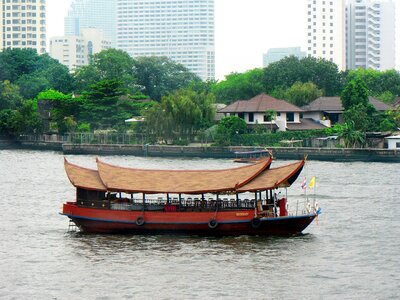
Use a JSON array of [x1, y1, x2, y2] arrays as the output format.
[[346, 0, 395, 71], [117, 0, 215, 81], [64, 0, 116, 47], [307, 0, 347, 70], [0, 0, 46, 54], [49, 28, 111, 71]]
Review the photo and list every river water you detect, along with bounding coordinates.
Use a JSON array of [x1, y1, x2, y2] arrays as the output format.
[[0, 150, 399, 299]]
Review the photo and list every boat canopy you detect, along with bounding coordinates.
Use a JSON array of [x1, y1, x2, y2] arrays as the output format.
[[64, 157, 304, 194], [64, 158, 107, 191]]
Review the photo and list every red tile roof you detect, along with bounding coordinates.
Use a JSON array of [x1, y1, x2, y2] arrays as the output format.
[[218, 93, 303, 113], [286, 118, 328, 130], [302, 96, 392, 112]]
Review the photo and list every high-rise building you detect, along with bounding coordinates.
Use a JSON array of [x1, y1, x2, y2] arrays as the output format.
[[64, 0, 116, 47], [307, 0, 396, 71], [0, 0, 46, 54], [117, 0, 215, 81], [263, 47, 306, 67], [346, 0, 395, 71], [306, 0, 347, 70], [49, 28, 111, 70]]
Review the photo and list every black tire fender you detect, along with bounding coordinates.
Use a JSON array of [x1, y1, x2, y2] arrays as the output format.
[[208, 218, 218, 229], [136, 216, 145, 226]]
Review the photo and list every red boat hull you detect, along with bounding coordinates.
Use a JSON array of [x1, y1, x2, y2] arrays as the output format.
[[62, 202, 317, 236]]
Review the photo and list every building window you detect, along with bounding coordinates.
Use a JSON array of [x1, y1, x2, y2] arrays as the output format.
[[286, 112, 294, 122], [248, 113, 254, 122], [396, 142, 400, 148], [238, 112, 244, 119]]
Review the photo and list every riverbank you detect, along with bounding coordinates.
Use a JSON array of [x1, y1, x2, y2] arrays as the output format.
[[7, 140, 400, 162]]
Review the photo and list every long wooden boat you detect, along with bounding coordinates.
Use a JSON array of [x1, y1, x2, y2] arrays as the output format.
[[61, 157, 321, 236], [233, 149, 270, 163]]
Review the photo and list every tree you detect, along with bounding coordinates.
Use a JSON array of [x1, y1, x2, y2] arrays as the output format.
[[264, 56, 342, 96], [79, 79, 124, 129], [74, 49, 138, 94], [214, 116, 247, 146], [0, 48, 38, 82], [134, 56, 201, 101], [345, 68, 400, 98], [0, 109, 18, 135], [336, 121, 366, 148], [341, 77, 369, 110], [0, 80, 23, 110], [212, 68, 264, 104], [12, 100, 43, 134], [343, 103, 375, 132], [283, 81, 323, 107], [0, 49, 75, 98], [145, 88, 215, 143]]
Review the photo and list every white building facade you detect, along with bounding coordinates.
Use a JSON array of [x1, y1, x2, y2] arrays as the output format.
[[49, 28, 111, 70], [307, 0, 396, 71], [346, 0, 395, 71], [64, 0, 117, 47], [307, 0, 347, 70], [116, 0, 215, 81], [0, 0, 46, 54]]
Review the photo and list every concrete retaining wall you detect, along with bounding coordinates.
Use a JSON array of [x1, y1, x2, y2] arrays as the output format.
[[61, 143, 400, 162]]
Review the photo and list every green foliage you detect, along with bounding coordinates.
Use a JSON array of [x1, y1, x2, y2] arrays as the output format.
[[0, 49, 74, 98], [264, 56, 342, 96], [77, 123, 91, 132], [341, 77, 369, 110], [377, 91, 396, 104], [74, 49, 138, 94], [283, 81, 323, 106], [11, 100, 42, 134], [0, 48, 39, 82], [135, 56, 201, 101], [333, 121, 366, 148], [145, 88, 215, 143], [79, 79, 124, 129], [0, 109, 17, 135], [385, 109, 400, 129], [214, 116, 247, 145], [37, 89, 70, 100], [212, 69, 264, 104], [0, 80, 23, 110], [343, 103, 375, 132], [346, 69, 400, 97]]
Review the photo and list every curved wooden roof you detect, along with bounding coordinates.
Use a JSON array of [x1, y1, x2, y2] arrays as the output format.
[[237, 160, 305, 192], [64, 157, 305, 194], [96, 157, 272, 194], [64, 158, 107, 191]]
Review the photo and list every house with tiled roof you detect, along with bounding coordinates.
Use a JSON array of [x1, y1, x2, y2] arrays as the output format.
[[218, 93, 328, 131], [302, 96, 393, 126]]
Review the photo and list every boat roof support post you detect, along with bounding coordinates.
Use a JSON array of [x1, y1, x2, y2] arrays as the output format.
[[142, 193, 145, 212], [236, 193, 239, 207], [167, 193, 170, 205], [179, 194, 182, 209]]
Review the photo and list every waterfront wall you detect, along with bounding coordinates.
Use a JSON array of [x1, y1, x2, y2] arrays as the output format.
[[6, 138, 399, 162], [60, 143, 400, 162]]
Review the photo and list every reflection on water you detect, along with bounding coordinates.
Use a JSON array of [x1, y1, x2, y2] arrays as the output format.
[[0, 150, 399, 299]]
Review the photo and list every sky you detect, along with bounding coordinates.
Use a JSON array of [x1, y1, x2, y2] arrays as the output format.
[[46, 0, 400, 80]]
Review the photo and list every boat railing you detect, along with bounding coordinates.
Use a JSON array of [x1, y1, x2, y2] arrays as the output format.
[[105, 196, 260, 211], [287, 199, 319, 217]]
